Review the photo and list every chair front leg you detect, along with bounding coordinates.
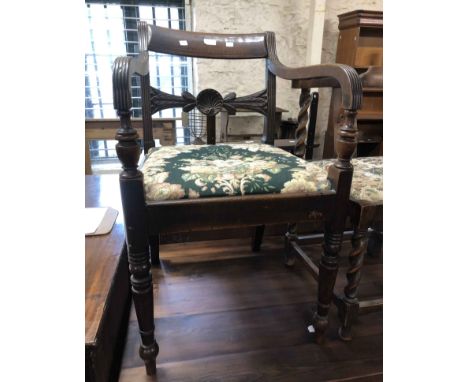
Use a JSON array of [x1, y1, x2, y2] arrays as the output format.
[[119, 175, 158, 375], [337, 226, 367, 341], [311, 228, 342, 343], [119, 173, 158, 375], [128, 241, 158, 375], [114, 56, 158, 374]]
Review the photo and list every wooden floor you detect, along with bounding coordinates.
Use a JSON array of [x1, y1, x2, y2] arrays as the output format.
[[118, 236, 383, 382]]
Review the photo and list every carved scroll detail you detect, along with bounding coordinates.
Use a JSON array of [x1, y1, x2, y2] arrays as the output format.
[[149, 87, 268, 116], [149, 88, 196, 114], [223, 89, 268, 115]]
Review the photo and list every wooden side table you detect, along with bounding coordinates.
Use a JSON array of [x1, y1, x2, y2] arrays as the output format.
[[85, 175, 131, 382]]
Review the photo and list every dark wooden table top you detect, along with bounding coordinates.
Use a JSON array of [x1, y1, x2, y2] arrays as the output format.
[[85, 174, 125, 344]]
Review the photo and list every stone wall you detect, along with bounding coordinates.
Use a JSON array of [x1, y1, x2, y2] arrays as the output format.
[[190, 0, 383, 154], [191, 0, 310, 138]]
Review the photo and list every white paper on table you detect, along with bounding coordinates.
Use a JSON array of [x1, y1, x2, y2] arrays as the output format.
[[85, 207, 109, 235]]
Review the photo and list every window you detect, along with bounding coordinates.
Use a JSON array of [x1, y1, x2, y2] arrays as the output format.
[[85, 0, 192, 170]]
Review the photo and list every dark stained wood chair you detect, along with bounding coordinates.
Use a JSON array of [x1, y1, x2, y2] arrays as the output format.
[[279, 67, 383, 341], [283, 156, 383, 340], [112, 21, 362, 375]]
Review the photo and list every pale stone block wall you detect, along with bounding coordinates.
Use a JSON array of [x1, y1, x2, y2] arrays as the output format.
[[191, 0, 311, 137], [190, 0, 383, 153]]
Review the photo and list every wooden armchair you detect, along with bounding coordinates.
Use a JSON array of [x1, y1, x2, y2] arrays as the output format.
[[282, 67, 383, 341], [112, 21, 362, 375]]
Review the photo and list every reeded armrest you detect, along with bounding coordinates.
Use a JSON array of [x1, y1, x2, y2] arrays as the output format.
[[265, 33, 362, 111], [113, 22, 151, 114], [112, 54, 149, 113], [269, 62, 362, 110]]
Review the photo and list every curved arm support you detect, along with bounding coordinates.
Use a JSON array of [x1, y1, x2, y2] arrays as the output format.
[[113, 56, 134, 114], [265, 32, 361, 173], [265, 32, 362, 111]]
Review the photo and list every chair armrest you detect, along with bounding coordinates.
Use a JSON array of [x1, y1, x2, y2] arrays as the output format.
[[112, 53, 150, 172], [112, 53, 149, 114], [112, 56, 133, 113], [265, 33, 362, 111], [267, 61, 362, 111]]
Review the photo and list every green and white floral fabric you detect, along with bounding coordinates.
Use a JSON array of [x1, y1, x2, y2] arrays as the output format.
[[141, 143, 383, 204], [142, 143, 331, 201], [317, 156, 383, 204]]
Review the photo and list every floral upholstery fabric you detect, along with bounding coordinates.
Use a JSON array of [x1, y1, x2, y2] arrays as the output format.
[[317, 156, 383, 204], [141, 143, 383, 204], [142, 143, 331, 201]]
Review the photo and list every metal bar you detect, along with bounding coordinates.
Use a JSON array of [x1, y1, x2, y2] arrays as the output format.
[[296, 230, 355, 242], [291, 241, 319, 278], [305, 91, 318, 160], [360, 298, 383, 309]]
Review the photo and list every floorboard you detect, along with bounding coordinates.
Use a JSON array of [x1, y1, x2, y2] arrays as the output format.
[[118, 236, 383, 381]]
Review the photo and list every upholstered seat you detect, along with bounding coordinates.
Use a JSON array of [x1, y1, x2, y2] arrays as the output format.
[[142, 143, 332, 201], [142, 144, 382, 204], [318, 156, 383, 204]]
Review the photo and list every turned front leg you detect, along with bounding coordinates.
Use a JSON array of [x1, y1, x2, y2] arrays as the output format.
[[128, 245, 159, 374], [114, 106, 158, 373], [119, 172, 159, 375], [312, 107, 359, 343], [338, 227, 367, 341], [312, 230, 342, 343]]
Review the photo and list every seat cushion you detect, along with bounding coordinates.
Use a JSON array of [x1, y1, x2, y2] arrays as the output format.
[[142, 143, 332, 201], [318, 156, 383, 204]]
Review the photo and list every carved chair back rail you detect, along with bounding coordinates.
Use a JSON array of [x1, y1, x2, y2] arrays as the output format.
[[112, 21, 362, 376]]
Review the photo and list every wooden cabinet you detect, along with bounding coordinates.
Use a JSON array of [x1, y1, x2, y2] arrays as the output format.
[[323, 10, 383, 159]]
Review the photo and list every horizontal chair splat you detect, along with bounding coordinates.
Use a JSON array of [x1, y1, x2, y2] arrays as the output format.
[[149, 87, 268, 116]]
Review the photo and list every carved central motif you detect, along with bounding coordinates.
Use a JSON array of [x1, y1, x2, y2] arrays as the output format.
[[196, 89, 224, 116], [149, 87, 268, 116]]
